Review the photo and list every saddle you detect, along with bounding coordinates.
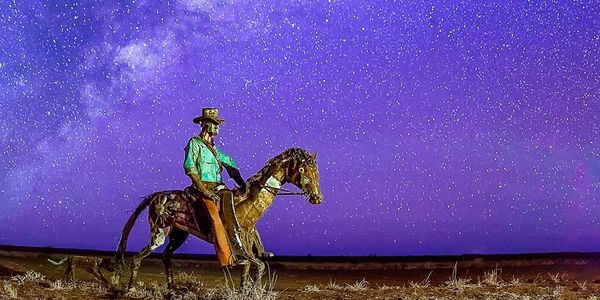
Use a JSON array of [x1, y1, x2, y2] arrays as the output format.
[[173, 185, 242, 251], [153, 186, 265, 259]]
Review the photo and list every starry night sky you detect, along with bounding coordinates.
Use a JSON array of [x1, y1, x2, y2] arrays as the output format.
[[1, 1, 599, 256]]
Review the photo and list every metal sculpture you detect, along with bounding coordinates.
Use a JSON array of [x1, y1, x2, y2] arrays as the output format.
[[111, 147, 323, 290]]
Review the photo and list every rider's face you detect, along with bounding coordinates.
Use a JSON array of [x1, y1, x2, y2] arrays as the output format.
[[203, 122, 219, 136]]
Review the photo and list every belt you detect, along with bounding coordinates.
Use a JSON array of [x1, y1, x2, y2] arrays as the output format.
[[199, 181, 226, 193]]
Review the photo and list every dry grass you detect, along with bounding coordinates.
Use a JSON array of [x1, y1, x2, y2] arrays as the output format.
[[325, 279, 342, 290], [344, 278, 368, 291], [175, 271, 204, 286], [576, 280, 588, 291], [11, 270, 46, 284], [2, 280, 18, 299], [48, 279, 76, 291], [296, 266, 600, 300], [125, 281, 167, 299], [300, 278, 370, 293], [0, 267, 281, 300], [444, 262, 472, 289], [508, 276, 521, 285], [298, 278, 600, 300], [376, 283, 402, 291], [118, 268, 280, 300], [479, 265, 502, 286], [216, 266, 279, 300], [547, 272, 565, 284], [300, 284, 321, 292], [408, 270, 432, 288], [3, 265, 600, 300]]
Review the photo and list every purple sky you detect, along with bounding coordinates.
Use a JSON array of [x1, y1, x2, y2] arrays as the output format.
[[0, 1, 599, 256]]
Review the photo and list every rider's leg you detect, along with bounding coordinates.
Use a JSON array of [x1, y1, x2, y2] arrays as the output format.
[[202, 198, 235, 267]]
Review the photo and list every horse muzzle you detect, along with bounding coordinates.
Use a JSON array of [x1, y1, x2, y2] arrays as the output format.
[[309, 195, 323, 204]]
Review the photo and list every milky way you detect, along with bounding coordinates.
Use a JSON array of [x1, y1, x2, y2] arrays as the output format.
[[0, 1, 599, 256]]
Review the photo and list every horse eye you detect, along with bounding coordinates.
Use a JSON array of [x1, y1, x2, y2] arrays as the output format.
[[299, 167, 304, 173]]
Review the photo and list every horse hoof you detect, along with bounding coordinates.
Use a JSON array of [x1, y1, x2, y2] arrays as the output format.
[[262, 252, 274, 258]]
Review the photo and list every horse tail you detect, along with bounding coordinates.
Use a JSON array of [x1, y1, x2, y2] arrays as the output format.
[[114, 193, 156, 266]]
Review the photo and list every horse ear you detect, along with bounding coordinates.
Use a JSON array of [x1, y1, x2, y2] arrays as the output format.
[[312, 151, 317, 159]]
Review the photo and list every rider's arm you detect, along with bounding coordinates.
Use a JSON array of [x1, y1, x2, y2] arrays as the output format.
[[226, 166, 246, 189], [214, 146, 238, 169], [215, 146, 246, 189]]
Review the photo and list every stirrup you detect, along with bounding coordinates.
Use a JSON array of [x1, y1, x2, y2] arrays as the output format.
[[232, 257, 249, 266], [261, 252, 274, 258]]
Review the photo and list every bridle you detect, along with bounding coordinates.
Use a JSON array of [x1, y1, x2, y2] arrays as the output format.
[[259, 161, 311, 197]]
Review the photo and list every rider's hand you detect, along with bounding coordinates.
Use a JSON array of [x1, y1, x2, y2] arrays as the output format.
[[208, 193, 220, 202]]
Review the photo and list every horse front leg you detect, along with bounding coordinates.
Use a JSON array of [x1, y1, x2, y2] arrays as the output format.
[[252, 257, 266, 284], [250, 228, 274, 258], [239, 255, 265, 289], [66, 257, 75, 282], [240, 263, 252, 290]]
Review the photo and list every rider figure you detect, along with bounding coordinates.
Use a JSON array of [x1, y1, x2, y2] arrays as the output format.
[[183, 107, 248, 268]]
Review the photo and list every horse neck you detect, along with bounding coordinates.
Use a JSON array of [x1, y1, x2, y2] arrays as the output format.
[[235, 164, 288, 227]]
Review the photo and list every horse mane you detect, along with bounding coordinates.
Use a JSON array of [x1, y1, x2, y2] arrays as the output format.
[[233, 147, 314, 199]]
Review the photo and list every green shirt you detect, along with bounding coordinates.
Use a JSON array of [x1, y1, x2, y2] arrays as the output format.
[[183, 137, 238, 182]]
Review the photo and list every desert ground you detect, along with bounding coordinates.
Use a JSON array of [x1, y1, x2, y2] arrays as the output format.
[[1, 246, 600, 299]]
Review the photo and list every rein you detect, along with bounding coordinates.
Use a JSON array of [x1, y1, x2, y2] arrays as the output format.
[[259, 184, 306, 196]]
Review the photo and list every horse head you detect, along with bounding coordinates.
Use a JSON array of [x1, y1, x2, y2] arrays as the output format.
[[286, 149, 323, 204]]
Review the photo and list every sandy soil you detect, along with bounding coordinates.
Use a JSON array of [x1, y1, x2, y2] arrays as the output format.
[[1, 250, 600, 299]]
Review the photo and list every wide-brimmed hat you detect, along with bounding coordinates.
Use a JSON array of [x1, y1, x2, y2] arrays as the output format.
[[193, 107, 225, 125]]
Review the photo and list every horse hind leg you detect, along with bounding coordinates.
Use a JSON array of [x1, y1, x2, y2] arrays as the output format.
[[163, 228, 188, 290], [127, 227, 169, 290], [253, 257, 266, 284], [90, 258, 110, 287]]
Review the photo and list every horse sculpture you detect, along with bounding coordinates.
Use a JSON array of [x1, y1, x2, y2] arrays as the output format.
[[111, 147, 323, 290]]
